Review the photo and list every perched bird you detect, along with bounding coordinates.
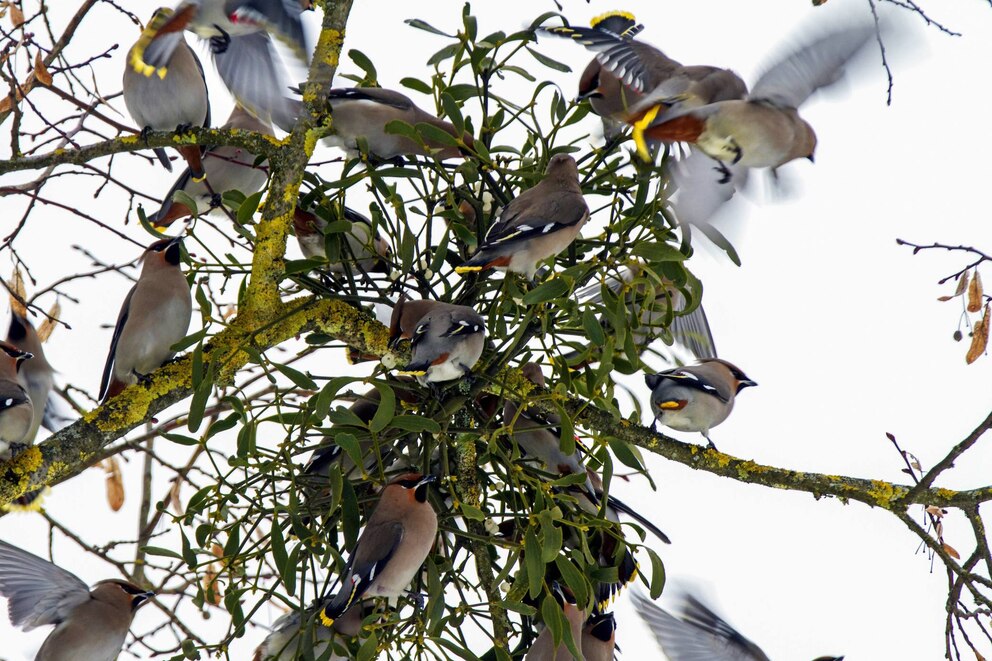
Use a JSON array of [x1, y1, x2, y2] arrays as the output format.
[[455, 154, 589, 280], [632, 590, 844, 661], [123, 7, 211, 180], [99, 237, 192, 403], [524, 583, 585, 661], [6, 312, 53, 444], [574, 262, 717, 363], [128, 1, 306, 132], [0, 539, 154, 661], [506, 363, 669, 607], [321, 87, 473, 161], [582, 611, 616, 661], [541, 12, 745, 138], [253, 603, 366, 661], [645, 358, 756, 449], [319, 473, 438, 626], [394, 302, 485, 386], [293, 204, 391, 274], [0, 341, 33, 460], [149, 104, 272, 228], [630, 22, 878, 171]]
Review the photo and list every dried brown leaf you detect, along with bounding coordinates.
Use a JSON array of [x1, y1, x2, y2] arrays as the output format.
[[8, 268, 26, 315], [33, 52, 52, 86], [10, 4, 23, 27], [966, 305, 990, 364], [937, 295, 955, 302], [955, 271, 970, 297], [976, 652, 985, 661], [36, 301, 60, 342], [103, 457, 124, 511], [0, 95, 11, 113], [943, 543, 961, 560], [967, 270, 984, 313], [925, 506, 944, 518], [211, 543, 224, 559]]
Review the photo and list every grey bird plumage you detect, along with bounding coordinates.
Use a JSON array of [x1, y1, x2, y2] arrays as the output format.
[[395, 302, 485, 386], [632, 590, 845, 661], [150, 104, 272, 227], [319, 474, 438, 626], [5, 314, 52, 444], [321, 87, 473, 161], [99, 237, 192, 403], [253, 603, 367, 661], [129, 1, 306, 132], [456, 154, 589, 280], [0, 341, 33, 460], [645, 358, 756, 449], [123, 7, 211, 179], [0, 540, 153, 661]]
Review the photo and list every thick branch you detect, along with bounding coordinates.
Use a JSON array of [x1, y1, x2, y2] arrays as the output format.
[[0, 296, 389, 506], [0, 127, 284, 178]]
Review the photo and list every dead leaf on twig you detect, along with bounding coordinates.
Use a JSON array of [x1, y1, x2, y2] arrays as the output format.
[[965, 304, 990, 364], [967, 270, 983, 313], [943, 543, 961, 560], [36, 300, 60, 342], [33, 52, 52, 86], [103, 458, 125, 511]]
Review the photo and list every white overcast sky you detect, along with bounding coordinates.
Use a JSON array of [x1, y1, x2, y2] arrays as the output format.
[[2, 1, 992, 660]]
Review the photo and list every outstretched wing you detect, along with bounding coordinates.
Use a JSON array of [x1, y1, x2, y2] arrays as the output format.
[[0, 540, 91, 631]]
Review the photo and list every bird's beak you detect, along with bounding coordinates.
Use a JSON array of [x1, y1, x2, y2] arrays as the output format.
[[740, 379, 758, 389], [415, 474, 438, 488], [132, 591, 155, 610], [806, 154, 815, 163]]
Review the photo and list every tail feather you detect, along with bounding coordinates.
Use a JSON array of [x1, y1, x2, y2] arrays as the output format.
[[153, 147, 174, 172]]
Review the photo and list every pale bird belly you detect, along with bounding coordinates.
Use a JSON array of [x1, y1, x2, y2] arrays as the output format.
[[0, 403, 32, 444], [426, 360, 466, 383]]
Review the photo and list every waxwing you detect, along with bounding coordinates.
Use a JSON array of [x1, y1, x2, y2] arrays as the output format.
[[319, 473, 438, 626], [0, 540, 154, 661], [123, 7, 211, 180], [582, 611, 616, 661], [394, 302, 485, 386], [455, 154, 589, 281], [149, 104, 272, 227], [0, 341, 32, 460], [645, 358, 756, 449], [632, 590, 844, 661], [99, 236, 192, 403], [128, 0, 306, 132], [524, 583, 585, 661], [293, 204, 391, 274]]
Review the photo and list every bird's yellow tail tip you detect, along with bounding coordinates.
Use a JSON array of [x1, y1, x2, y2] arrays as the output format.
[[319, 610, 335, 627], [632, 105, 661, 162], [397, 370, 427, 377], [590, 11, 636, 28], [454, 265, 483, 274]]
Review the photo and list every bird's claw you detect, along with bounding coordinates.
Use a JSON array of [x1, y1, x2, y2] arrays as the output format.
[[209, 27, 231, 54]]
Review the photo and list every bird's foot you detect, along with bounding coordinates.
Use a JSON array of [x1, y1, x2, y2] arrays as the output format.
[[7, 442, 29, 458], [175, 122, 193, 136], [713, 161, 733, 185], [140, 126, 153, 145], [134, 371, 154, 386], [209, 193, 223, 209], [209, 27, 231, 54], [703, 434, 719, 451]]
